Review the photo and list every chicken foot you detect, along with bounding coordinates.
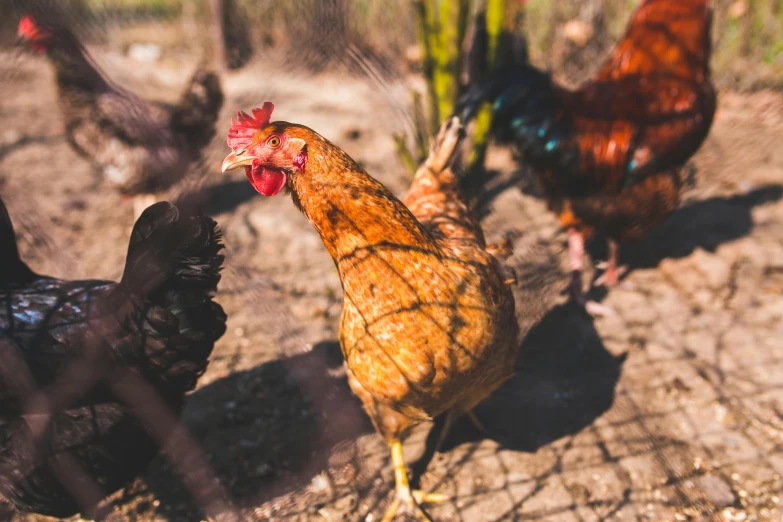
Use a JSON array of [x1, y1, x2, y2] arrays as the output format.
[[567, 228, 616, 316], [381, 439, 447, 522]]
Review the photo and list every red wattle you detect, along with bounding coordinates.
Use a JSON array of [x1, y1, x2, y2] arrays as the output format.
[[248, 165, 286, 197]]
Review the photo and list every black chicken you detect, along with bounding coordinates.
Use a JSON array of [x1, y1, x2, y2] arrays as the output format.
[[0, 199, 226, 518]]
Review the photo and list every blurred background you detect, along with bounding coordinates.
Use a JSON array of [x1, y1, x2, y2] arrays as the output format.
[[2, 0, 782, 86], [0, 0, 782, 521]]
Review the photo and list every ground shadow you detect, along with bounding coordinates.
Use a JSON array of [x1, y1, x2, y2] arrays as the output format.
[[0, 135, 63, 162], [413, 302, 625, 478], [134, 342, 372, 521], [464, 164, 540, 220], [617, 184, 783, 271], [470, 166, 783, 282], [476, 180, 783, 290], [201, 180, 260, 216], [173, 179, 259, 218]]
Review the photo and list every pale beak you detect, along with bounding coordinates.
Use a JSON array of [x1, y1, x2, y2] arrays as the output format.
[[221, 150, 256, 173]]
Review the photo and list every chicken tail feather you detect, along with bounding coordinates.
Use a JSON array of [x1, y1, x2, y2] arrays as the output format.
[[114, 202, 226, 391], [457, 63, 578, 175], [118, 202, 224, 302], [169, 68, 225, 151], [456, 64, 550, 123]]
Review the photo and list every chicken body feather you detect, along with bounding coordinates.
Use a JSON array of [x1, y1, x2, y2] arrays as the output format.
[[222, 111, 518, 519], [268, 123, 519, 430], [458, 0, 716, 309]]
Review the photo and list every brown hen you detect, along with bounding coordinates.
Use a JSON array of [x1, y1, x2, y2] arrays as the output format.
[[221, 107, 518, 521]]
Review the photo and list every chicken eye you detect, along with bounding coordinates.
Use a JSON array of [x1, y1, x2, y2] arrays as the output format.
[[267, 136, 281, 148]]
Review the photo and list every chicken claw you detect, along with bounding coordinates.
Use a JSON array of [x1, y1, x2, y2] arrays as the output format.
[[593, 239, 626, 287], [381, 440, 447, 522], [567, 229, 617, 317]]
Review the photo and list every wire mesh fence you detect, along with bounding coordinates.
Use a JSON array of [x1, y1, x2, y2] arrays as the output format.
[[0, 1, 782, 521]]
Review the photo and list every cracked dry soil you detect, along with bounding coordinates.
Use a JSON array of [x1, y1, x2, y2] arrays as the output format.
[[1, 46, 782, 522]]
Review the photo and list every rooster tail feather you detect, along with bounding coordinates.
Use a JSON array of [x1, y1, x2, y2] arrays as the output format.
[[118, 202, 224, 302], [456, 64, 550, 122], [457, 63, 577, 173], [169, 68, 224, 151]]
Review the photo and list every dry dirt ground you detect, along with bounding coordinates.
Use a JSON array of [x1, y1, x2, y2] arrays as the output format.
[[1, 39, 782, 522]]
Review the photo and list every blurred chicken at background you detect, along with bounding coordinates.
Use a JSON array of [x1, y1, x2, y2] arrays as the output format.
[[16, 4, 224, 219], [458, 0, 716, 315]]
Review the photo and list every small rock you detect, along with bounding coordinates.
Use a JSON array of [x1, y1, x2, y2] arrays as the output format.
[[127, 43, 161, 63], [691, 248, 731, 290], [755, 297, 783, 323], [659, 258, 703, 295], [310, 473, 331, 493], [404, 44, 422, 65], [722, 506, 747, 521], [722, 325, 756, 350], [697, 475, 736, 507], [252, 462, 273, 478], [1, 129, 21, 145], [562, 19, 594, 47], [728, 0, 749, 19], [343, 128, 362, 141], [763, 242, 783, 269], [685, 330, 717, 358], [610, 289, 658, 325]]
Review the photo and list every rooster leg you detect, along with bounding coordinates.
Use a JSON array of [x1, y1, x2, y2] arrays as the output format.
[[567, 229, 616, 316], [380, 439, 447, 522], [594, 239, 626, 287], [132, 194, 158, 221], [567, 227, 586, 300]]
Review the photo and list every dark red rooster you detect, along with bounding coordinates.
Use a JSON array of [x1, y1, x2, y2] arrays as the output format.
[[458, 0, 716, 314], [17, 9, 224, 218], [0, 199, 226, 518]]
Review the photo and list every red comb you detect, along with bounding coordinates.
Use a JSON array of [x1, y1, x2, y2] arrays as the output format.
[[18, 16, 38, 37], [227, 102, 274, 150]]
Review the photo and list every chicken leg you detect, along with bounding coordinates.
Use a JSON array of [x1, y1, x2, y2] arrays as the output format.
[[594, 239, 626, 287], [381, 439, 447, 522], [567, 228, 615, 316]]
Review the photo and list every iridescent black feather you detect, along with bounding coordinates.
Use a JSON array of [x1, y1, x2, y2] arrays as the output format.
[[0, 199, 225, 517]]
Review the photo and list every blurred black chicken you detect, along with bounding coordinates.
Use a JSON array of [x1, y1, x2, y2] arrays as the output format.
[[0, 198, 226, 518], [17, 3, 224, 218]]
